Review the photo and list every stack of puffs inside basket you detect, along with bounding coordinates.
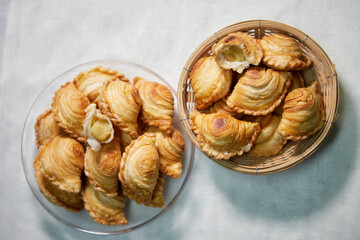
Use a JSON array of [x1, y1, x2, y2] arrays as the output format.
[[189, 32, 324, 160], [33, 66, 185, 225]]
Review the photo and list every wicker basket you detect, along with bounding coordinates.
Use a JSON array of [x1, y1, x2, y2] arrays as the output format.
[[177, 20, 339, 175]]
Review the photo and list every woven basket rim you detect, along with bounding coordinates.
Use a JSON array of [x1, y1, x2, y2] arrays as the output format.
[[177, 20, 339, 175]]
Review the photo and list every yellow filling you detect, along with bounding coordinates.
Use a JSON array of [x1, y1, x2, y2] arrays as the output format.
[[222, 45, 244, 62], [90, 117, 111, 142]]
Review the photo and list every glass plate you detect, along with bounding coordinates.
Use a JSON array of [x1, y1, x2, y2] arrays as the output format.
[[21, 60, 194, 235]]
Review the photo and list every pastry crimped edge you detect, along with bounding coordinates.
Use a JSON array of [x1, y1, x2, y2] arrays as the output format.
[[51, 82, 88, 142], [226, 73, 292, 116], [34, 133, 83, 194], [189, 57, 232, 111], [119, 132, 158, 205], [189, 111, 261, 160], [98, 78, 141, 139], [33, 155, 83, 212], [278, 88, 325, 141], [82, 181, 128, 225], [73, 65, 129, 86], [83, 140, 121, 198], [34, 109, 58, 148]]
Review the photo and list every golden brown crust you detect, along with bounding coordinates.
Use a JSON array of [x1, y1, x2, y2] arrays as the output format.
[[84, 138, 122, 197], [34, 109, 63, 148], [245, 114, 287, 157], [133, 77, 174, 134], [212, 32, 263, 73], [261, 33, 312, 71], [82, 180, 127, 225], [98, 78, 142, 139], [226, 67, 292, 116], [51, 82, 90, 142], [34, 158, 83, 211], [278, 82, 324, 141], [204, 97, 244, 119], [189, 111, 261, 160], [73, 66, 129, 103], [189, 56, 232, 111], [34, 133, 84, 194], [145, 172, 165, 208], [119, 133, 160, 205]]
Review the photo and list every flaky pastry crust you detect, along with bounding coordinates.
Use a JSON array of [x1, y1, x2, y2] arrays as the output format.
[[35, 109, 63, 148]]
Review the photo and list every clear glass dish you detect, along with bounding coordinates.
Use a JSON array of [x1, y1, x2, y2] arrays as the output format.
[[21, 60, 194, 235]]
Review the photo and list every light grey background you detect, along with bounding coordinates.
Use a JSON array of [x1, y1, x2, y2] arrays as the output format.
[[0, 0, 359, 239]]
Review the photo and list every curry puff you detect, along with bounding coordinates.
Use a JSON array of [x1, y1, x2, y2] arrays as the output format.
[[134, 77, 174, 134], [189, 111, 261, 160], [145, 172, 165, 208], [119, 133, 160, 205], [98, 78, 142, 139], [189, 56, 232, 111], [212, 32, 263, 74], [226, 67, 292, 116], [278, 82, 324, 141], [73, 66, 128, 103], [260, 33, 312, 71], [246, 114, 286, 158], [84, 138, 122, 197], [82, 180, 127, 225], [148, 127, 185, 179], [52, 82, 90, 142], [35, 109, 62, 148], [34, 134, 84, 194], [204, 97, 243, 119]]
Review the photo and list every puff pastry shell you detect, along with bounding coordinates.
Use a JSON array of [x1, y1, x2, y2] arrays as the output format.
[[119, 133, 160, 205], [52, 82, 90, 142], [148, 127, 185, 178], [34, 159, 83, 211], [133, 77, 174, 134], [34, 134, 84, 193], [189, 111, 261, 159], [189, 56, 232, 111], [204, 97, 243, 119], [98, 79, 142, 139], [73, 66, 128, 103], [145, 172, 165, 208], [278, 82, 324, 141], [261, 33, 312, 71], [35, 109, 62, 147], [226, 67, 292, 116], [82, 180, 127, 225], [212, 32, 263, 74], [246, 114, 287, 157], [84, 138, 122, 197]]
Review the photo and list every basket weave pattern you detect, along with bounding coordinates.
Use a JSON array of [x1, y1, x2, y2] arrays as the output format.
[[177, 20, 339, 174]]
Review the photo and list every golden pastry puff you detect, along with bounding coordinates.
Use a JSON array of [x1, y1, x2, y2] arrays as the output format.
[[73, 66, 129, 103], [82, 180, 127, 225], [119, 133, 160, 205], [33, 160, 83, 211], [133, 77, 174, 134], [246, 114, 287, 157], [52, 82, 90, 142], [149, 127, 185, 179], [260, 33, 312, 71], [278, 82, 324, 141], [34, 133, 84, 194], [189, 111, 261, 160], [84, 138, 122, 197], [189, 56, 232, 111], [98, 78, 142, 139], [35, 109, 62, 148], [226, 67, 292, 116], [212, 32, 263, 74], [274, 71, 305, 115]]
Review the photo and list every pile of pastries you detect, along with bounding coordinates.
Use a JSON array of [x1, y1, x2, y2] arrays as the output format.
[[33, 66, 185, 225], [189, 32, 324, 160]]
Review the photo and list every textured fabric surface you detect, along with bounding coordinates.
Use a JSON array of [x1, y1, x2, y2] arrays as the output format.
[[0, 0, 359, 239]]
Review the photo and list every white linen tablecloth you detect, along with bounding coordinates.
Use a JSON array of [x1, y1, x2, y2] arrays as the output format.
[[0, 0, 359, 239]]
